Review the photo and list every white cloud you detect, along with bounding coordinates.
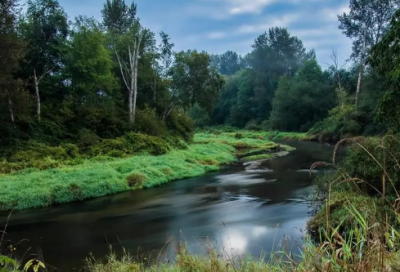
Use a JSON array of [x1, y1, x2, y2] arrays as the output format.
[[236, 13, 300, 34], [321, 4, 350, 22], [207, 31, 228, 39]]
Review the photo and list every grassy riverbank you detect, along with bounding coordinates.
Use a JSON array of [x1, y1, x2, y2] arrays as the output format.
[[0, 130, 291, 211], [82, 136, 400, 272]]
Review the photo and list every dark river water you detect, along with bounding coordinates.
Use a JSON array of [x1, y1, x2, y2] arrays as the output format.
[[0, 141, 345, 271]]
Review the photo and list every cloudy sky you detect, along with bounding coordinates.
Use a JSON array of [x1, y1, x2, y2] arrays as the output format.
[[21, 0, 353, 68]]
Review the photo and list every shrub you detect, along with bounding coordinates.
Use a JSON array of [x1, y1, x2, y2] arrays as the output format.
[[245, 120, 261, 131], [126, 173, 146, 189], [61, 143, 80, 158], [77, 129, 100, 152], [166, 111, 194, 142], [124, 132, 170, 155], [90, 138, 131, 157], [339, 136, 400, 196], [135, 108, 167, 137], [10, 141, 69, 162]]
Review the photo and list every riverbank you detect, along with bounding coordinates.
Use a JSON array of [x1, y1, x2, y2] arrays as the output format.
[[0, 130, 297, 211], [82, 136, 400, 272]]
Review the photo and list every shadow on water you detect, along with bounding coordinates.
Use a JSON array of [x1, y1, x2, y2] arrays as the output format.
[[0, 141, 346, 270]]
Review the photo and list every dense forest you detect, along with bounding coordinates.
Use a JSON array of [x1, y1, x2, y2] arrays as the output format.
[[0, 0, 225, 162], [1, 0, 399, 158]]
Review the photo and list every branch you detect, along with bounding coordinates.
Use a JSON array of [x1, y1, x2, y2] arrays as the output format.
[[115, 51, 131, 91], [38, 67, 54, 83]]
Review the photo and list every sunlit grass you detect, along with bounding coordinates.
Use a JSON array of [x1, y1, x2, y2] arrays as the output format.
[[0, 131, 289, 211]]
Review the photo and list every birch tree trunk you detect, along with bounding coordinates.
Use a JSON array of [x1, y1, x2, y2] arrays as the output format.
[[116, 30, 143, 124], [34, 69, 41, 122], [355, 60, 363, 110], [7, 93, 14, 124]]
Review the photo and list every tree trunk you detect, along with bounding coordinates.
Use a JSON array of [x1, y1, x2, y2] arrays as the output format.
[[8, 95, 14, 124], [132, 33, 142, 124], [355, 60, 363, 111], [153, 75, 157, 103], [34, 69, 41, 122], [116, 30, 143, 125]]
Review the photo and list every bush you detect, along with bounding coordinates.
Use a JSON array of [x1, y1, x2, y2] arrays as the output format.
[[245, 120, 261, 131], [135, 108, 167, 137], [166, 111, 194, 142], [234, 132, 243, 139], [77, 129, 100, 151], [124, 132, 170, 155], [61, 143, 80, 158], [90, 138, 131, 157], [126, 173, 146, 189], [10, 141, 69, 162], [339, 136, 400, 196]]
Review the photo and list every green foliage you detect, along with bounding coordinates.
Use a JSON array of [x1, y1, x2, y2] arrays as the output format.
[[370, 9, 400, 131], [270, 59, 335, 132], [126, 173, 146, 189], [77, 129, 101, 151], [166, 111, 194, 142], [101, 0, 137, 35], [210, 51, 245, 76], [169, 50, 225, 114], [134, 108, 166, 136], [124, 132, 170, 155]]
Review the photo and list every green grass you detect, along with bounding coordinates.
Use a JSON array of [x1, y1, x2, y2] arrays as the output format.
[[241, 154, 274, 162], [0, 131, 290, 211], [0, 143, 235, 211], [194, 132, 278, 149]]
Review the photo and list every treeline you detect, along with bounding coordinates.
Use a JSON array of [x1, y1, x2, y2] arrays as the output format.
[[1, 0, 399, 158], [0, 0, 223, 155], [193, 0, 399, 142]]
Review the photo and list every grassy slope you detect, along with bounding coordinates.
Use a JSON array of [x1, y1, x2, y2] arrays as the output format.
[[0, 131, 288, 211]]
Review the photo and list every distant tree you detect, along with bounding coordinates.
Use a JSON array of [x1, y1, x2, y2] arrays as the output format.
[[338, 0, 397, 109], [101, 0, 137, 35], [0, 0, 26, 126], [212, 51, 245, 76], [270, 59, 335, 131], [166, 50, 224, 119]]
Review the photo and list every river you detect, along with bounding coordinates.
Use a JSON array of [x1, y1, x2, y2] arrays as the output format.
[[0, 140, 345, 271]]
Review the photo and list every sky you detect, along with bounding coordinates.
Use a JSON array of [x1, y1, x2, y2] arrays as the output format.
[[21, 0, 353, 68]]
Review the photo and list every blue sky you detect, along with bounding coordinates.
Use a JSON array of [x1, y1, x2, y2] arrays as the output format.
[[21, 0, 353, 68]]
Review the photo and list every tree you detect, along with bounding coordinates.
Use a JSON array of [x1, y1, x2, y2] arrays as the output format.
[[166, 50, 224, 119], [270, 59, 335, 131], [370, 9, 400, 130], [101, 0, 136, 35], [338, 0, 397, 109], [20, 0, 68, 121], [67, 16, 117, 103], [149, 31, 174, 103], [0, 0, 26, 127], [212, 51, 244, 76], [116, 21, 154, 124]]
